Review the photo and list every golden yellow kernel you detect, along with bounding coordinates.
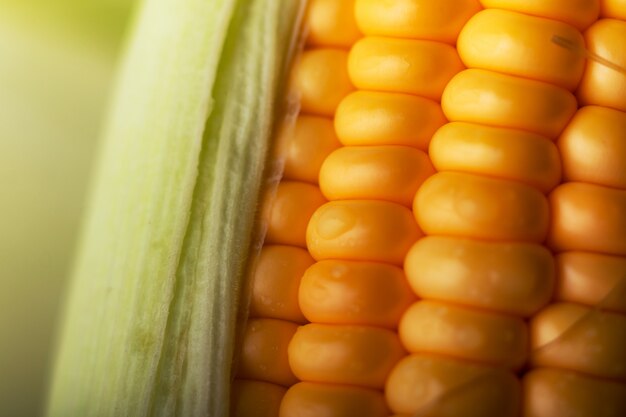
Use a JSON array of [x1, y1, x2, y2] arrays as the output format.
[[442, 69, 577, 138], [530, 302, 626, 381], [354, 0, 482, 44], [458, 9, 585, 90], [601, 0, 626, 20], [305, 0, 361, 48], [266, 181, 327, 248], [555, 251, 626, 314], [523, 368, 626, 417], [283, 116, 341, 185], [558, 105, 626, 189], [319, 145, 434, 207], [549, 182, 626, 256], [292, 48, 354, 116], [249, 245, 313, 323], [386, 353, 521, 417], [231, 380, 286, 417], [307, 200, 421, 265], [299, 260, 415, 328], [415, 172, 549, 243], [405, 236, 554, 317], [348, 37, 464, 101], [288, 323, 405, 389], [280, 382, 389, 417], [430, 122, 561, 193], [334, 91, 446, 150], [399, 300, 528, 369], [237, 319, 299, 387], [577, 18, 626, 112], [479, 0, 599, 30]]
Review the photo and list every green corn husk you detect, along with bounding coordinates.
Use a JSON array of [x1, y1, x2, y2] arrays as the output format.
[[46, 0, 306, 416]]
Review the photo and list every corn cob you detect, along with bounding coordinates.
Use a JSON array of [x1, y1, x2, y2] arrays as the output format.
[[47, 0, 626, 416]]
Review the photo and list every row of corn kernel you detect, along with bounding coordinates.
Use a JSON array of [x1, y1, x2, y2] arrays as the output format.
[[418, 2, 619, 416], [428, 0, 626, 416], [425, 3, 583, 416], [361, 1, 540, 416], [313, 2, 498, 417], [285, 0, 486, 414], [525, 1, 626, 415], [231, 2, 358, 416], [282, 0, 416, 414]]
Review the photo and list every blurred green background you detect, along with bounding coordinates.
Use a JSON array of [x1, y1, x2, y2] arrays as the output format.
[[0, 1, 136, 415]]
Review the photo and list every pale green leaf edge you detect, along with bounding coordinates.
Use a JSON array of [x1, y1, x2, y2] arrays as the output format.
[[45, 0, 305, 416]]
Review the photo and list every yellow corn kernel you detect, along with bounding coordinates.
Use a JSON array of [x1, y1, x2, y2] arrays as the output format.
[[415, 172, 549, 242], [292, 48, 354, 116], [237, 318, 298, 387], [530, 302, 626, 381], [405, 236, 554, 317], [558, 106, 626, 189], [231, 380, 286, 417], [442, 68, 577, 138], [399, 300, 528, 369], [305, 0, 361, 48], [578, 19, 626, 112], [458, 9, 585, 90], [479, 0, 599, 30], [307, 200, 421, 265], [334, 91, 446, 150], [279, 382, 389, 417], [288, 323, 405, 389], [249, 245, 313, 323], [430, 122, 561, 193], [548, 182, 626, 255], [385, 353, 521, 417], [299, 260, 415, 329], [266, 181, 326, 248], [523, 368, 626, 417], [348, 37, 464, 101], [555, 251, 626, 313], [283, 116, 341, 185], [354, 0, 482, 44], [319, 145, 434, 207], [601, 0, 626, 20]]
